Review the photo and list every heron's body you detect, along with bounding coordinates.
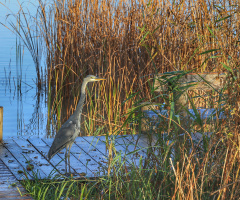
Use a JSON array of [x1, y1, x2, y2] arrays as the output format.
[[47, 75, 105, 173]]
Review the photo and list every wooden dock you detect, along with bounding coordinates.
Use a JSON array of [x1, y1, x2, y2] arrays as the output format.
[[0, 158, 33, 199], [0, 134, 156, 182]]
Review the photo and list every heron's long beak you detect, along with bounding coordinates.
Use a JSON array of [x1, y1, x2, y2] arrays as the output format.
[[95, 77, 106, 81]]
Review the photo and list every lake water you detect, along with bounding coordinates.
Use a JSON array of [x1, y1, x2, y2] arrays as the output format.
[[0, 0, 48, 138]]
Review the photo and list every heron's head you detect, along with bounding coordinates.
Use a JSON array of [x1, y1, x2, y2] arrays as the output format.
[[84, 75, 106, 82]]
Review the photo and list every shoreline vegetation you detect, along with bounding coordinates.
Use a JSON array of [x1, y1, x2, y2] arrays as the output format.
[[2, 0, 240, 199]]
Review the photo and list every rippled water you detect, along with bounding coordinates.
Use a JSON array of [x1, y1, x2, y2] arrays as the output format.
[[0, 0, 48, 138]]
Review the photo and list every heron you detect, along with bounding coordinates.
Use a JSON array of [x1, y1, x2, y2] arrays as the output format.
[[47, 75, 106, 173]]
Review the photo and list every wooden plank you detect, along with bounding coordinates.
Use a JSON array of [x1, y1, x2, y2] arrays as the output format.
[[0, 142, 29, 181], [0, 134, 160, 182], [82, 135, 148, 175], [74, 137, 108, 174], [27, 138, 70, 177], [94, 135, 147, 167], [0, 159, 32, 199], [116, 134, 164, 167], [41, 138, 102, 177], [0, 158, 17, 183], [80, 136, 113, 175], [154, 72, 226, 92], [115, 135, 149, 159], [81, 135, 136, 174], [3, 139, 47, 180], [81, 135, 137, 160], [80, 136, 108, 157], [43, 139, 100, 177], [126, 134, 162, 156], [81, 135, 140, 166], [77, 136, 115, 176], [16, 137, 59, 178], [0, 159, 16, 182], [0, 158, 32, 200], [124, 134, 158, 148], [82, 135, 148, 157], [0, 193, 32, 200]]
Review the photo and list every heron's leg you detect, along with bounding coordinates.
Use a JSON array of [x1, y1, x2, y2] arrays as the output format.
[[68, 143, 73, 173], [65, 145, 69, 173]]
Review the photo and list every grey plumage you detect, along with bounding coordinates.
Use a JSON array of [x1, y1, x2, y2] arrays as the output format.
[[47, 75, 105, 173]]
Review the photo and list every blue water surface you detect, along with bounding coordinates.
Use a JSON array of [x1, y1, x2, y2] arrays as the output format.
[[0, 0, 48, 138]]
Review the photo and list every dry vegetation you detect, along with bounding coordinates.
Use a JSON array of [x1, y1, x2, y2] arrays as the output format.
[[35, 0, 240, 135], [7, 0, 240, 199]]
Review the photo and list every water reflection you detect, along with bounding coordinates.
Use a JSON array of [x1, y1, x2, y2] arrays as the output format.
[[0, 0, 48, 138], [0, 53, 48, 138], [23, 90, 48, 137]]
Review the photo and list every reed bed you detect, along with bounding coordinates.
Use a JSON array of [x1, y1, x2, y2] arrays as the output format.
[[31, 0, 240, 135], [4, 0, 240, 199]]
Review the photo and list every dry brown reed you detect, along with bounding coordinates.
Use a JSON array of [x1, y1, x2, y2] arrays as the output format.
[[35, 0, 240, 136]]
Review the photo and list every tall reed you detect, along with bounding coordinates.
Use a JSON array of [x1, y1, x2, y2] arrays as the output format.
[[36, 0, 240, 135]]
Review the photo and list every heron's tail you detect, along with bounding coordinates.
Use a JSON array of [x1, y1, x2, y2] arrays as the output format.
[[47, 140, 67, 160], [47, 145, 58, 160], [47, 149, 53, 160]]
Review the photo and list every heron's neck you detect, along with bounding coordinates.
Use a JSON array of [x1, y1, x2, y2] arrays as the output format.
[[73, 80, 88, 122]]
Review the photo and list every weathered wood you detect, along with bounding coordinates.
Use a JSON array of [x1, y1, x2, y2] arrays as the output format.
[[42, 137, 103, 177], [114, 135, 147, 166], [154, 72, 226, 92], [0, 135, 156, 198], [0, 134, 154, 182], [96, 135, 153, 166], [27, 138, 67, 177], [16, 137, 59, 178], [81, 136, 108, 157], [3, 139, 48, 179], [74, 137, 108, 175], [119, 134, 159, 159], [78, 136, 116, 176], [124, 134, 158, 147], [80, 136, 130, 165], [0, 107, 3, 142], [0, 158, 18, 183], [0, 159, 33, 199], [80, 135, 156, 171], [29, 138, 88, 177], [0, 142, 28, 181]]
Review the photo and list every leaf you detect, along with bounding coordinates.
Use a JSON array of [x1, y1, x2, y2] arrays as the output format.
[[199, 49, 220, 55], [168, 101, 175, 128], [207, 25, 215, 37], [140, 30, 150, 44], [209, 55, 222, 59], [221, 62, 232, 72], [188, 95, 203, 126], [216, 15, 232, 23]]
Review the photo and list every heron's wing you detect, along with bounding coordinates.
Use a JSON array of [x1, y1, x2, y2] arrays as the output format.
[[47, 123, 78, 159]]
